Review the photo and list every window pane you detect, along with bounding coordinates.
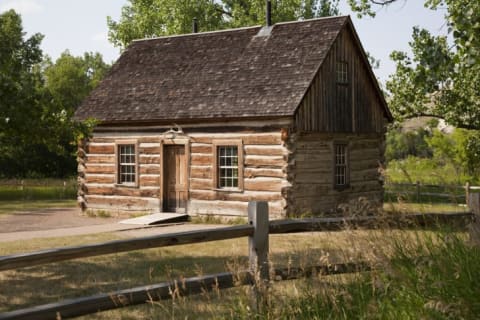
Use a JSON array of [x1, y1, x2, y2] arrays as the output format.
[[217, 145, 239, 189], [118, 144, 136, 184]]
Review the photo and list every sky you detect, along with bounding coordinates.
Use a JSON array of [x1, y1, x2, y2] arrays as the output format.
[[0, 0, 449, 84]]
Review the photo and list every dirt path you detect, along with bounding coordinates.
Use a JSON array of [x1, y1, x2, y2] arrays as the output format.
[[0, 208, 221, 242]]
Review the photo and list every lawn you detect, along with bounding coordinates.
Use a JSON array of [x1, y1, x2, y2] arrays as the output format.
[[0, 199, 77, 215], [1, 226, 471, 319]]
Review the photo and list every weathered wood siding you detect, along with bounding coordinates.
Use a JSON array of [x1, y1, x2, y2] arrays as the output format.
[[295, 25, 387, 133], [77, 125, 291, 217], [188, 132, 289, 218], [79, 135, 162, 215], [286, 132, 385, 216]]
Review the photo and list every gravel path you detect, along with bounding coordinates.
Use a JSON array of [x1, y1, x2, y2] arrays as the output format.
[[0, 208, 221, 242]]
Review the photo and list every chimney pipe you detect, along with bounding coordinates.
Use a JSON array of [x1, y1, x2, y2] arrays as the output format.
[[266, 0, 272, 26], [192, 18, 198, 33]]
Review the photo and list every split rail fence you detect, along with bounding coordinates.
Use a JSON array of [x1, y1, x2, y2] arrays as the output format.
[[385, 182, 480, 204], [0, 202, 475, 320]]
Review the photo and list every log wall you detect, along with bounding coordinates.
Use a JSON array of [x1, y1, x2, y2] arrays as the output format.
[[79, 128, 291, 217], [187, 131, 289, 218], [82, 135, 162, 215], [286, 132, 385, 216]]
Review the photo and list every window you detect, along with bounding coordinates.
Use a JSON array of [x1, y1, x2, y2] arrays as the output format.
[[213, 140, 243, 191], [336, 61, 348, 84], [117, 144, 137, 185], [218, 146, 239, 188], [334, 143, 349, 188]]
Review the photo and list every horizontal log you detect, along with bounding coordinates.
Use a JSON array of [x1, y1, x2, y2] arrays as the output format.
[[90, 137, 115, 143], [350, 159, 378, 171], [139, 165, 161, 175], [139, 155, 160, 165], [85, 174, 115, 184], [190, 144, 212, 154], [85, 165, 115, 174], [86, 144, 114, 154], [86, 155, 115, 164], [138, 146, 161, 154], [86, 186, 160, 198], [189, 190, 283, 202], [349, 149, 380, 161], [295, 173, 330, 184], [191, 154, 212, 166], [0, 225, 253, 271], [137, 137, 161, 144], [244, 178, 286, 192], [244, 146, 286, 156], [140, 175, 160, 187], [85, 195, 155, 211], [188, 199, 284, 217], [191, 133, 281, 145], [295, 152, 331, 162], [244, 155, 285, 168], [190, 166, 212, 179], [244, 168, 285, 179], [190, 178, 213, 190]]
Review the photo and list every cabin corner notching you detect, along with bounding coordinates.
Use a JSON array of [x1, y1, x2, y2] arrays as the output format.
[[74, 16, 393, 218]]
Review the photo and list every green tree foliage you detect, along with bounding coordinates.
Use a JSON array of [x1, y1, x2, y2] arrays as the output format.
[[427, 128, 480, 178], [385, 0, 480, 130], [0, 10, 109, 177], [385, 127, 432, 162], [107, 0, 340, 48]]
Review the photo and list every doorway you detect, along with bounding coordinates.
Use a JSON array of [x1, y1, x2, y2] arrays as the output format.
[[163, 145, 187, 213]]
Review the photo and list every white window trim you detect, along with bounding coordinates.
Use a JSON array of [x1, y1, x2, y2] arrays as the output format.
[[115, 140, 139, 187], [212, 139, 244, 192]]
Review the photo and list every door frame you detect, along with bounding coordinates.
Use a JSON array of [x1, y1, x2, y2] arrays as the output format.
[[159, 138, 190, 213]]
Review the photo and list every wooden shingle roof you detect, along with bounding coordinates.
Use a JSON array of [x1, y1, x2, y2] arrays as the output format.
[[75, 16, 386, 123]]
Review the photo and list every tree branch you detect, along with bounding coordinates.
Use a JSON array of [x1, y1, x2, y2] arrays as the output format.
[[370, 0, 399, 5]]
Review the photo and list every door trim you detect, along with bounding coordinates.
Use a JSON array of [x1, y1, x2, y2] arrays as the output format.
[[160, 138, 190, 213]]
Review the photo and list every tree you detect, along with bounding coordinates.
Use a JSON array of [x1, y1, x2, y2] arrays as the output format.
[[0, 10, 46, 175], [107, 0, 340, 49], [0, 10, 109, 177], [382, 0, 480, 130]]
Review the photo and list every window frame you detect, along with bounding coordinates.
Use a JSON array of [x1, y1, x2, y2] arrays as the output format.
[[115, 140, 139, 187], [336, 61, 349, 85], [212, 139, 244, 192], [333, 142, 349, 190]]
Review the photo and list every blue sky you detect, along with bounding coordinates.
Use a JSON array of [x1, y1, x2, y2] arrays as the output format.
[[1, 0, 448, 84]]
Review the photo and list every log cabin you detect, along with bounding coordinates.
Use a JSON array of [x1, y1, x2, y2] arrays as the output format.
[[74, 15, 393, 218]]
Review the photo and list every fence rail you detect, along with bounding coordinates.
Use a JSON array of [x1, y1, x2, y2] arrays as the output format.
[[385, 182, 480, 203], [0, 203, 475, 320]]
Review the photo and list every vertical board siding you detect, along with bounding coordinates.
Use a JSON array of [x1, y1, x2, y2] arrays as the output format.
[[295, 26, 387, 133]]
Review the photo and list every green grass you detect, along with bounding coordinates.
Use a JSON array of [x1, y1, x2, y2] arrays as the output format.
[[277, 232, 480, 320], [0, 200, 77, 215], [2, 225, 475, 319], [383, 202, 468, 214], [0, 179, 77, 201]]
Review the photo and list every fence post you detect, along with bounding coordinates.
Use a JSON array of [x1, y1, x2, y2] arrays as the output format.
[[465, 182, 470, 206], [468, 193, 480, 247], [248, 201, 269, 313], [416, 181, 420, 202]]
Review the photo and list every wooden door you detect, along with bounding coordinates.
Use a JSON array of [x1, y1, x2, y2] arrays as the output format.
[[164, 145, 187, 213]]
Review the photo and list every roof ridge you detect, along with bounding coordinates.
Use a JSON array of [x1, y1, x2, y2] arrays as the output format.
[[132, 25, 261, 43], [274, 15, 349, 26], [132, 15, 349, 44]]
